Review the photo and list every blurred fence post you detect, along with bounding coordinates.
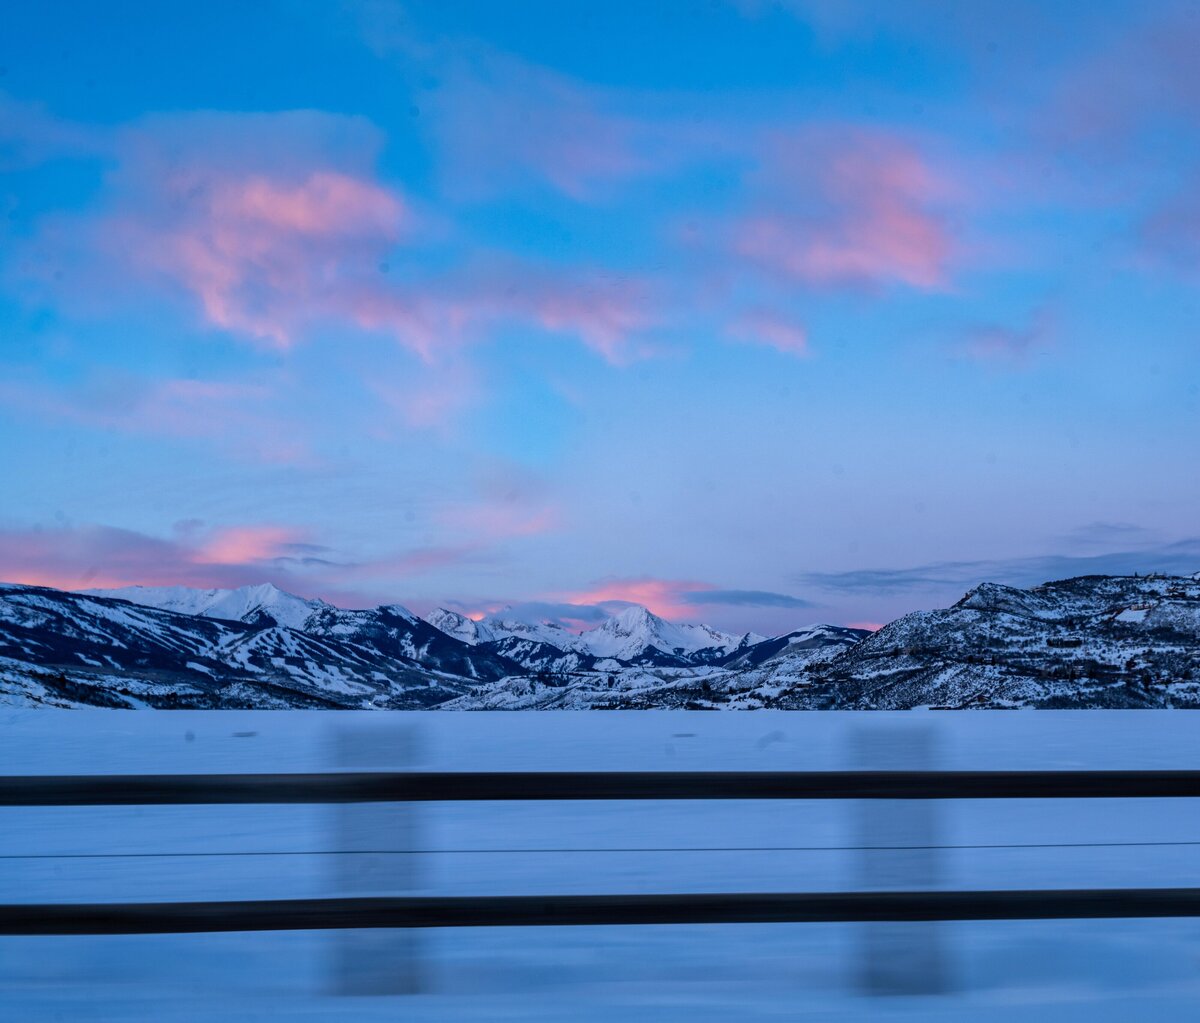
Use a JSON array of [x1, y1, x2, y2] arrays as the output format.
[[851, 724, 946, 995], [329, 724, 422, 994]]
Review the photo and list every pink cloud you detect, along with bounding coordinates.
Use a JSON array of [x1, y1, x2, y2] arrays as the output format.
[[440, 502, 561, 541], [14, 108, 660, 374], [733, 127, 958, 291], [0, 522, 316, 593], [562, 578, 717, 620], [728, 310, 809, 355], [110, 168, 408, 350], [194, 526, 305, 566]]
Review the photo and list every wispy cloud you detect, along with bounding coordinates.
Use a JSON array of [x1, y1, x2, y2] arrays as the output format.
[[727, 311, 809, 356], [1054, 6, 1200, 149], [801, 539, 1200, 597], [732, 127, 959, 292], [958, 305, 1055, 364], [0, 522, 318, 592], [561, 577, 718, 619], [0, 371, 313, 465], [9, 105, 662, 375], [680, 588, 814, 609]]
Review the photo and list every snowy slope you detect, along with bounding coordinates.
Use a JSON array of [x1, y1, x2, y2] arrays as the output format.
[[0, 584, 517, 709], [425, 608, 496, 645], [88, 583, 332, 630], [575, 605, 752, 660]]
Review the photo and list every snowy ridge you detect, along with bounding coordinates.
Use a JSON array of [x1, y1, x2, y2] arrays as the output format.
[[425, 608, 494, 645], [15, 573, 1198, 711], [87, 583, 332, 631], [575, 605, 745, 660]]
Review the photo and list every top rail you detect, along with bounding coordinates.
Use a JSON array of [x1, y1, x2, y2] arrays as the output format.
[[5, 770, 1200, 806]]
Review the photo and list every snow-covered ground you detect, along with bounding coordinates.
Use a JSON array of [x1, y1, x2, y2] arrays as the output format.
[[3, 710, 1200, 1020]]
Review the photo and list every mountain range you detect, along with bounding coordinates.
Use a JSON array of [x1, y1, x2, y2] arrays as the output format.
[[2, 572, 1199, 709]]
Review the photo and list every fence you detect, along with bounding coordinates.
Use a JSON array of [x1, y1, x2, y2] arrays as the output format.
[[3, 769, 1200, 935]]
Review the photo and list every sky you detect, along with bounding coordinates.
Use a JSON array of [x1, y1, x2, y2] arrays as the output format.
[[1, 0, 1199, 635]]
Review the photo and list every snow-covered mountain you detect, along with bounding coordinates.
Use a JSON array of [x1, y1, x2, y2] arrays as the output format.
[[0, 583, 519, 709], [425, 603, 763, 666], [442, 573, 1200, 710], [425, 608, 495, 645], [769, 573, 1200, 710], [86, 583, 332, 631], [11, 572, 1198, 711], [573, 605, 756, 661], [0, 581, 860, 708]]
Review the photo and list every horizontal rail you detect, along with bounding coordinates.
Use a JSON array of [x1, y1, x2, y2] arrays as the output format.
[[7, 770, 1200, 806], [5, 888, 1200, 934]]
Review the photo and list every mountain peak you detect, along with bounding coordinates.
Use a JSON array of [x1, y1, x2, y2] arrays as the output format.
[[426, 607, 493, 645], [86, 582, 329, 630]]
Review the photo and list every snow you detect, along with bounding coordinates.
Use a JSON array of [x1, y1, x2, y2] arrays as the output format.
[[579, 605, 743, 659], [1115, 607, 1150, 623], [427, 604, 760, 660], [478, 613, 585, 651], [4, 710, 1200, 1019], [88, 583, 330, 631], [426, 608, 495, 646]]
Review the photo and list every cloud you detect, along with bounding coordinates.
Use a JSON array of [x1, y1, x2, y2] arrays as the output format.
[[959, 305, 1055, 364], [422, 52, 665, 202], [680, 588, 815, 609], [438, 500, 560, 541], [356, 13, 685, 202], [444, 586, 815, 633], [0, 519, 500, 605], [732, 127, 959, 292], [0, 371, 312, 465], [129, 169, 407, 350], [444, 598, 611, 630], [10, 105, 661, 372], [1057, 521, 1159, 550], [728, 311, 809, 356], [1138, 181, 1200, 277], [0, 93, 105, 169], [801, 539, 1200, 598], [0, 522, 318, 592], [1054, 7, 1200, 149], [560, 577, 719, 619]]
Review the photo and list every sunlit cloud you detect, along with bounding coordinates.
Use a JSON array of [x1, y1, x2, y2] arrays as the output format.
[[194, 525, 306, 566], [439, 502, 561, 541], [11, 106, 662, 372], [734, 127, 958, 291], [136, 169, 407, 349], [562, 578, 718, 620], [0, 522, 317, 593]]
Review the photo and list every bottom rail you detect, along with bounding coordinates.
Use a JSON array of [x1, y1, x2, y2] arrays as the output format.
[[4, 888, 1200, 935]]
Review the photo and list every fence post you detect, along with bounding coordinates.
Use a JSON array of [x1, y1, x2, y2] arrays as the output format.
[[329, 724, 422, 994], [851, 724, 946, 995]]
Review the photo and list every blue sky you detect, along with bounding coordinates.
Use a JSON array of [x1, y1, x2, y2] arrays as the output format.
[[2, 0, 1199, 632]]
